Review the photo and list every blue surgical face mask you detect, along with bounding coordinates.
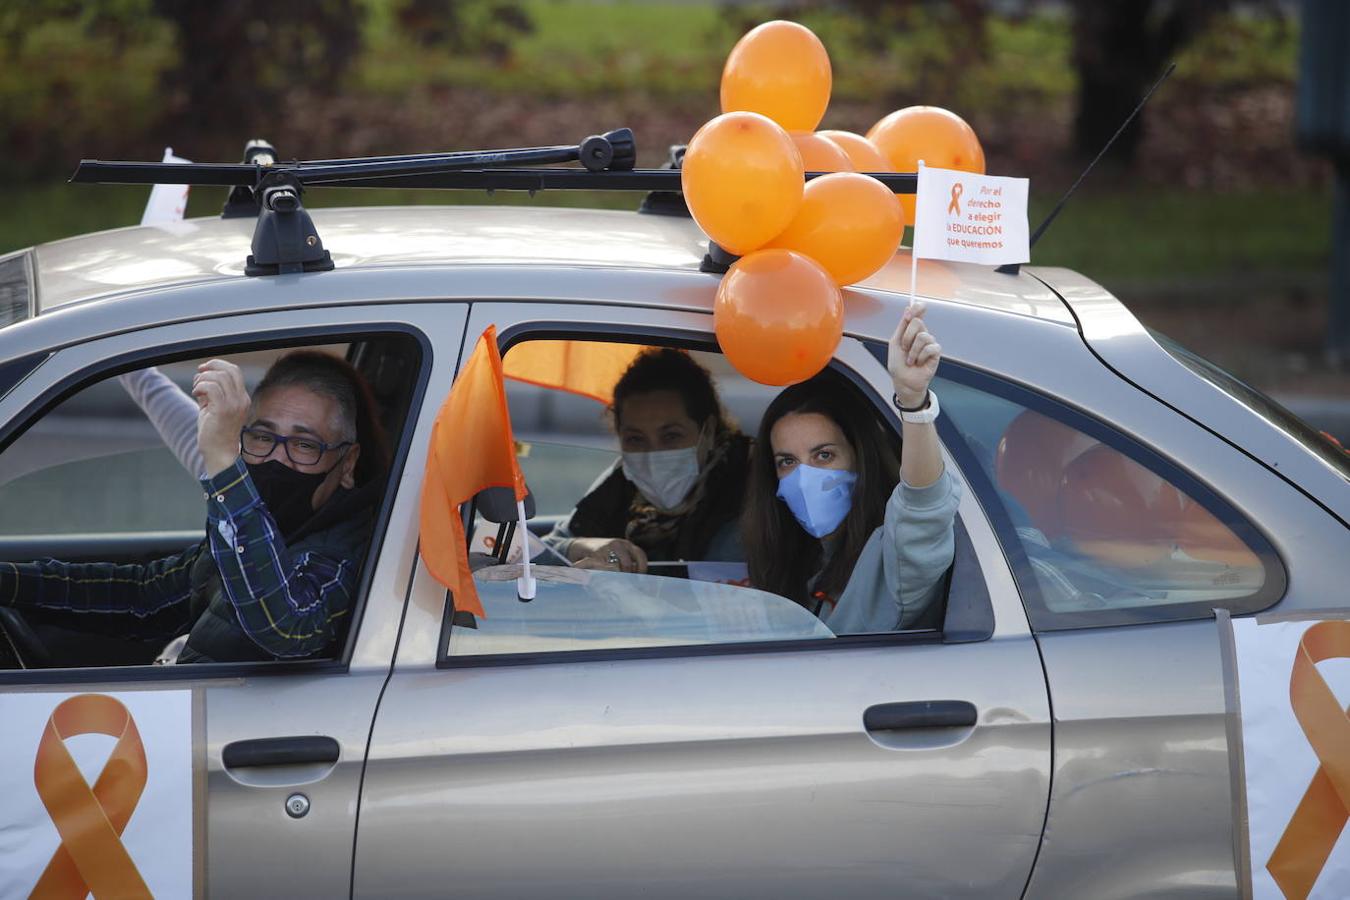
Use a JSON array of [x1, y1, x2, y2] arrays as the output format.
[[776, 464, 859, 539]]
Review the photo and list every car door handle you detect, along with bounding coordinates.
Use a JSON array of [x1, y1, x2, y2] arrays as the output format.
[[863, 701, 977, 732], [222, 736, 340, 769]]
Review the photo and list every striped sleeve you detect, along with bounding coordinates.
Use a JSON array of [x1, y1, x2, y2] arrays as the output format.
[[0, 545, 199, 622]]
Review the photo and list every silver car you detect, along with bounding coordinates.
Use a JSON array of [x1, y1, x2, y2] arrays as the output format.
[[0, 198, 1346, 898]]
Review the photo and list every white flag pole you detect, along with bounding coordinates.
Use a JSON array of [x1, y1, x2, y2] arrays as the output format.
[[909, 159, 924, 311], [515, 498, 536, 600]]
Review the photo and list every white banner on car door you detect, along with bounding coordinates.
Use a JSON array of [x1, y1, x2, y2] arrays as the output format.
[[1222, 611, 1350, 899], [911, 162, 1029, 266], [0, 689, 194, 899]]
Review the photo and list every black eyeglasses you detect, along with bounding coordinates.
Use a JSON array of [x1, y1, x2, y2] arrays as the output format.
[[240, 427, 351, 466]]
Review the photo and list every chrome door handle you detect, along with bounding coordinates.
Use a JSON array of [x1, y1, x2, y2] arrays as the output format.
[[863, 701, 977, 732], [222, 736, 339, 769]]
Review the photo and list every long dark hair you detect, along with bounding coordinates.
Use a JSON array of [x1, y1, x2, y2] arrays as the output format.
[[741, 370, 900, 606]]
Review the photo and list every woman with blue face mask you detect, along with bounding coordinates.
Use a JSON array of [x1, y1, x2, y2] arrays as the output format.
[[545, 349, 751, 573], [741, 300, 960, 631]]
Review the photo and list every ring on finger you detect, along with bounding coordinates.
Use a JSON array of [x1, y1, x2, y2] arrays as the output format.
[[606, 549, 621, 568]]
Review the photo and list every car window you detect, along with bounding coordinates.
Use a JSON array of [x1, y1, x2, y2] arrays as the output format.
[[935, 369, 1283, 630], [0, 335, 421, 670], [443, 337, 973, 661]]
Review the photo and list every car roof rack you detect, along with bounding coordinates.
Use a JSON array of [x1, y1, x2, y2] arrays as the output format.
[[69, 128, 918, 277]]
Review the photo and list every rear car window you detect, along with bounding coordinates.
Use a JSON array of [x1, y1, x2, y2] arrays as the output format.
[[0, 252, 31, 328], [936, 368, 1285, 630]]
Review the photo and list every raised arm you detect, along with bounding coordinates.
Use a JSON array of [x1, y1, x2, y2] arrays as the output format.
[[888, 299, 944, 490], [119, 366, 204, 476]]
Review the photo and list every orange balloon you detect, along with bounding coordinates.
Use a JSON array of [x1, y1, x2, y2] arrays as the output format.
[[818, 130, 891, 171], [682, 112, 804, 256], [766, 173, 903, 286], [1058, 444, 1184, 568], [714, 249, 843, 386], [721, 21, 832, 133], [792, 132, 854, 173], [867, 106, 984, 224]]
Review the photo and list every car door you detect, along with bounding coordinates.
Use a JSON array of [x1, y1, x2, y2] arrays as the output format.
[[0, 301, 462, 897], [354, 299, 1052, 899]]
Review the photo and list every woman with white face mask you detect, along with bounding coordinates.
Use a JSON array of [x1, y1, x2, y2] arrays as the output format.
[[545, 349, 751, 573], [741, 301, 960, 632]]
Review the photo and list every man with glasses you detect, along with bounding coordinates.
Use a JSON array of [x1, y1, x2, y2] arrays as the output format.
[[0, 351, 386, 664]]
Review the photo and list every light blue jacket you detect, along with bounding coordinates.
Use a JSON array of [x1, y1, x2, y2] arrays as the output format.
[[819, 470, 961, 634]]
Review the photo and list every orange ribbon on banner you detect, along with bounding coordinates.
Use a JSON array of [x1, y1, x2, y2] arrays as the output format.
[[1267, 620, 1350, 900], [948, 182, 963, 216], [30, 694, 151, 900]]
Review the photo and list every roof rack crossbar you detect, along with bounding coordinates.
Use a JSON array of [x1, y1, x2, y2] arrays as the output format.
[[71, 165, 917, 194]]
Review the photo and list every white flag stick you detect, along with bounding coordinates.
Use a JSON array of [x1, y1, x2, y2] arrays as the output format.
[[909, 158, 924, 311], [515, 498, 536, 600]]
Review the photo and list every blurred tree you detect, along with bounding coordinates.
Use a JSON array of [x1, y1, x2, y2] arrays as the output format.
[[151, 0, 365, 132], [1067, 0, 1230, 166], [0, 0, 177, 176], [393, 0, 531, 61]]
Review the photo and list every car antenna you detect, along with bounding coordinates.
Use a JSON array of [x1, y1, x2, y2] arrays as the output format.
[[996, 62, 1176, 276]]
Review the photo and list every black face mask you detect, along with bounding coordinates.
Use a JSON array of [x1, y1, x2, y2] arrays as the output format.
[[246, 460, 331, 536]]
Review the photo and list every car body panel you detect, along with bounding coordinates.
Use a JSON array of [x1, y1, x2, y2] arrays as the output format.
[[28, 208, 1072, 324]]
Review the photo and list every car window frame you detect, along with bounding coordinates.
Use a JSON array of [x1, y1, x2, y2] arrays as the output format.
[[901, 352, 1290, 632], [0, 321, 433, 684], [433, 322, 994, 670]]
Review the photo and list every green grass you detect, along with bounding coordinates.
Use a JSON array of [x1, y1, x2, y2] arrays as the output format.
[[353, 3, 1294, 108], [1026, 188, 1331, 282], [3, 180, 1330, 286]]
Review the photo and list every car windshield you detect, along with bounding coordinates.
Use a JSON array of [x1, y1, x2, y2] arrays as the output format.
[[1153, 331, 1350, 481]]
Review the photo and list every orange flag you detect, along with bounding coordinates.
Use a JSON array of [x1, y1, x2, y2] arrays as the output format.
[[419, 325, 526, 617], [503, 339, 649, 405]]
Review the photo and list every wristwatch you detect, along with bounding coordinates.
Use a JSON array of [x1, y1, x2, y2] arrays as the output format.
[[893, 389, 940, 425]]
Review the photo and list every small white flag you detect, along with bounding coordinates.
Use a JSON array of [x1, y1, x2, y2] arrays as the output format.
[[140, 147, 192, 226], [911, 162, 1029, 266]]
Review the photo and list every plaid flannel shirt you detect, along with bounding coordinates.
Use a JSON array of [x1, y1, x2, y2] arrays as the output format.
[[0, 458, 356, 659]]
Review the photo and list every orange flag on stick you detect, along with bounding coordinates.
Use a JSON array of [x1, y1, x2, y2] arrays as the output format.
[[503, 339, 649, 405], [419, 325, 526, 617]]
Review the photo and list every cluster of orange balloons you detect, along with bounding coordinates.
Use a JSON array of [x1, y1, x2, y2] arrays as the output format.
[[683, 20, 985, 385]]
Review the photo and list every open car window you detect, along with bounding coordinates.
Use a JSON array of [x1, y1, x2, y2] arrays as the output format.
[[442, 336, 982, 662], [0, 334, 423, 670]]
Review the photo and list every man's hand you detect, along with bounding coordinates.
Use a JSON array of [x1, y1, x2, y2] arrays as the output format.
[[888, 299, 942, 409], [192, 359, 251, 478]]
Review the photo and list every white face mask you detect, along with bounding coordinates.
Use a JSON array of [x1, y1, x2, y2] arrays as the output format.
[[622, 446, 701, 511]]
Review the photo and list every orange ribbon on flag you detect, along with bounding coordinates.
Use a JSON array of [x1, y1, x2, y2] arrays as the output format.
[[948, 182, 963, 216], [30, 694, 150, 900], [1267, 620, 1350, 900]]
